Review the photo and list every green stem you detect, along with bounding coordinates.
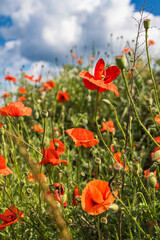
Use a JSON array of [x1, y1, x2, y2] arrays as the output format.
[[145, 29, 160, 113], [112, 191, 151, 239], [97, 216, 101, 240], [103, 99, 126, 141], [95, 90, 116, 164], [122, 69, 160, 148]]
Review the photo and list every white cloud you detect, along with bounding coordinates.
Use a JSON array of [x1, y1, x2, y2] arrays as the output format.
[[0, 0, 160, 78]]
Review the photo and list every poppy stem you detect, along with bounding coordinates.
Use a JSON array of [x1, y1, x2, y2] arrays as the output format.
[[145, 28, 160, 114], [111, 190, 151, 239], [121, 69, 160, 148], [95, 90, 116, 163], [97, 215, 101, 240]]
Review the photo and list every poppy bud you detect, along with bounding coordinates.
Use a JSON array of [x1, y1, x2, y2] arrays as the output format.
[[67, 218, 72, 224], [152, 150, 160, 161], [81, 172, 85, 177], [35, 111, 39, 119], [75, 195, 81, 202], [144, 19, 150, 30], [113, 163, 122, 171], [147, 173, 157, 188], [41, 110, 48, 118], [115, 55, 127, 70], [95, 157, 101, 165], [108, 203, 119, 213], [103, 99, 114, 109], [100, 217, 108, 224], [26, 188, 32, 194]]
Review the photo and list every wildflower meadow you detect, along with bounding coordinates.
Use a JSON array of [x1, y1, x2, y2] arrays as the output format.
[[0, 14, 160, 240]]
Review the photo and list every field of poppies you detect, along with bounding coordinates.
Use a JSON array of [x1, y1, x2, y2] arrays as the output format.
[[0, 18, 160, 240]]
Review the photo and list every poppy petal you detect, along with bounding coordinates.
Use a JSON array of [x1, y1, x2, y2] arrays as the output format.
[[94, 58, 105, 79], [99, 82, 119, 97], [103, 66, 121, 83]]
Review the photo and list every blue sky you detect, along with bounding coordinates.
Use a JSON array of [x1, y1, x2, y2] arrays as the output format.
[[131, 0, 160, 16], [0, 0, 160, 80]]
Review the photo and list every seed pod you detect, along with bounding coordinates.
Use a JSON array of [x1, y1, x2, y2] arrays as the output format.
[[108, 203, 119, 213], [100, 217, 108, 224], [95, 157, 101, 165], [147, 173, 157, 188], [41, 110, 48, 118], [115, 55, 127, 70], [152, 150, 160, 162], [144, 19, 150, 30]]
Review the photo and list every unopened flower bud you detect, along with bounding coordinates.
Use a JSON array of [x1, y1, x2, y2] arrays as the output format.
[[113, 163, 122, 171], [26, 188, 32, 194], [144, 19, 150, 30], [41, 110, 48, 118], [75, 195, 81, 202], [95, 157, 101, 165], [108, 203, 119, 213], [115, 55, 127, 70], [35, 111, 39, 119], [152, 150, 160, 162], [81, 172, 85, 177], [147, 173, 157, 188], [67, 218, 72, 224], [100, 217, 108, 224]]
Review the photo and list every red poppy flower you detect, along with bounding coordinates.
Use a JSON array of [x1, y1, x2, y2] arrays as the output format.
[[32, 75, 42, 82], [45, 183, 67, 207], [0, 156, 13, 176], [154, 136, 160, 143], [79, 58, 120, 96], [150, 146, 160, 158], [19, 87, 27, 94], [144, 169, 157, 178], [110, 144, 114, 152], [24, 74, 34, 81], [57, 91, 70, 103], [2, 92, 11, 98], [81, 180, 118, 215], [144, 170, 159, 190], [65, 128, 99, 148], [89, 56, 95, 61], [50, 139, 65, 155], [0, 102, 32, 117], [100, 121, 115, 132], [148, 40, 155, 46], [122, 47, 132, 53], [71, 52, 77, 59], [110, 152, 129, 171], [43, 81, 56, 90], [28, 172, 47, 182], [33, 124, 44, 133], [38, 147, 68, 166], [127, 70, 132, 79], [0, 123, 2, 128], [5, 74, 16, 83], [0, 206, 24, 230], [17, 96, 27, 102], [155, 115, 160, 124], [72, 187, 80, 206], [77, 59, 83, 64]]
